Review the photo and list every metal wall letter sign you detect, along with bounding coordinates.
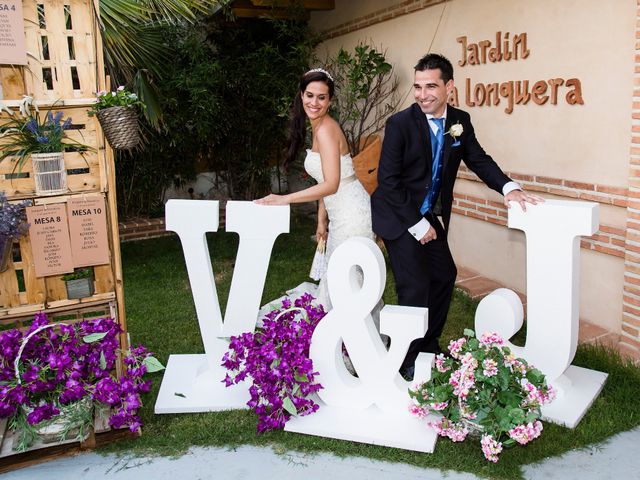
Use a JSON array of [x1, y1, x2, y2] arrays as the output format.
[[474, 199, 607, 428], [154, 200, 289, 413], [285, 237, 439, 453]]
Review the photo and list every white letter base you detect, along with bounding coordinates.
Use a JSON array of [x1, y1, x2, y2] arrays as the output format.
[[285, 402, 439, 453], [155, 342, 249, 414]]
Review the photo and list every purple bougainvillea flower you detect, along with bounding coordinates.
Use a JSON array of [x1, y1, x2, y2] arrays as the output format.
[[222, 294, 325, 433]]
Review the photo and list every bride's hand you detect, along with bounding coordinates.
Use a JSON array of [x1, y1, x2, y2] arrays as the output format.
[[316, 222, 328, 243], [254, 194, 290, 206]]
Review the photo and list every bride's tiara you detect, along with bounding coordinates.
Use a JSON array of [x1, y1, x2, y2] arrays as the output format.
[[305, 68, 334, 82]]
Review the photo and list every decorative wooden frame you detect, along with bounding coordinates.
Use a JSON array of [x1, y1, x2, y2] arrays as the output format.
[[0, 0, 129, 465]]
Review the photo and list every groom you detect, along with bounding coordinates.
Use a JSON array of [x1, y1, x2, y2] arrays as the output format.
[[371, 53, 540, 377]]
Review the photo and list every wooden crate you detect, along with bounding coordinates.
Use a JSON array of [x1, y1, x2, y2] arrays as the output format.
[[1, 0, 100, 102], [0, 302, 135, 470], [0, 422, 137, 474], [0, 105, 107, 200], [0, 192, 116, 317]]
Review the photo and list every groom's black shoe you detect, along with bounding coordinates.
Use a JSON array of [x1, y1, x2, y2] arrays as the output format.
[[399, 365, 415, 381]]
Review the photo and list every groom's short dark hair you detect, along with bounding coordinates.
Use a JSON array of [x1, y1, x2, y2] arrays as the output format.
[[414, 53, 454, 83]]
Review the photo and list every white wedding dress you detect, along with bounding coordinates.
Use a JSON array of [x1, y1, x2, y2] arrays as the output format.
[[303, 149, 375, 309], [257, 150, 386, 372]]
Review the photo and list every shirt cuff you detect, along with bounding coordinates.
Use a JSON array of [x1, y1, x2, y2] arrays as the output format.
[[408, 217, 431, 241], [502, 181, 521, 196]]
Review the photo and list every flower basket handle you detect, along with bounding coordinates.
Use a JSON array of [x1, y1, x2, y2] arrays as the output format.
[[273, 307, 310, 324], [14, 323, 66, 384]]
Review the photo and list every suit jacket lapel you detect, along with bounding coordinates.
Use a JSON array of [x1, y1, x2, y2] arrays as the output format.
[[411, 104, 432, 173], [442, 107, 456, 172]]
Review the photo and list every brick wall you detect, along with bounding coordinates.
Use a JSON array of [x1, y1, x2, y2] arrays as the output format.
[[118, 218, 172, 242], [618, 0, 640, 359], [320, 0, 446, 40], [454, 166, 628, 258]]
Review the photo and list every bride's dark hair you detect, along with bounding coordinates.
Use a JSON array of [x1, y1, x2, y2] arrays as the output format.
[[285, 70, 335, 167]]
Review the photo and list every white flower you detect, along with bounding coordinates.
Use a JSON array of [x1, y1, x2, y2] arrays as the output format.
[[19, 95, 37, 117], [117, 86, 125, 91], [447, 122, 463, 140]]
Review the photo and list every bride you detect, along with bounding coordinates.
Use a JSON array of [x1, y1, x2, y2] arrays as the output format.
[[255, 68, 374, 311]]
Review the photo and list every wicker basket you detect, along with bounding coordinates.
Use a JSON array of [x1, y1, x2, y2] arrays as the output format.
[[96, 106, 140, 150], [31, 152, 68, 196]]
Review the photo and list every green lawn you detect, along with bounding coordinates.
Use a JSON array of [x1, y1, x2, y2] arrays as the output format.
[[106, 214, 640, 480]]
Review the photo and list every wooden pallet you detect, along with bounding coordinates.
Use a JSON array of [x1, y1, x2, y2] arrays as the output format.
[[0, 420, 137, 474], [0, 195, 116, 315], [0, 0, 101, 102], [0, 1, 130, 468], [0, 106, 107, 200]]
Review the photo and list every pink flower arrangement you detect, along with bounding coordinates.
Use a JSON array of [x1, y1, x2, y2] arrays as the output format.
[[409, 329, 555, 462], [481, 434, 503, 463]]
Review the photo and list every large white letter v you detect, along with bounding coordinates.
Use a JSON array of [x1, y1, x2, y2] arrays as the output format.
[[155, 200, 289, 413]]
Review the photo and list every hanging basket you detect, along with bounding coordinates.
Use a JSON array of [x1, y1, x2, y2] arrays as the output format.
[[0, 236, 14, 273], [96, 106, 140, 150], [31, 152, 67, 196]]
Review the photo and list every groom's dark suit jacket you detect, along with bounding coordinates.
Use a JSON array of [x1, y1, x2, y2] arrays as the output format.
[[371, 103, 511, 240]]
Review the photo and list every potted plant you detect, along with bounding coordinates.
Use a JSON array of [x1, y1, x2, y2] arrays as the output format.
[[324, 43, 401, 194], [408, 330, 555, 462], [89, 86, 145, 150], [0, 313, 164, 451], [0, 191, 30, 272], [62, 267, 95, 299], [0, 101, 89, 196]]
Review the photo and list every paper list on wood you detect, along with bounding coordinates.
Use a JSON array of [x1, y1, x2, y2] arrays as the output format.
[[26, 204, 74, 277], [0, 1, 27, 65], [67, 195, 110, 267]]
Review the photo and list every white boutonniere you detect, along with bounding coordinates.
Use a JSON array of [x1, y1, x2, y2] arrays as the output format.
[[446, 122, 463, 141]]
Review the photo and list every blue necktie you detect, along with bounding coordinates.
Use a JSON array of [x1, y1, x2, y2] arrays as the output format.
[[420, 117, 445, 215]]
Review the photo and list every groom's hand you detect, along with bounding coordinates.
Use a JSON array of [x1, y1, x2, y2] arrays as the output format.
[[420, 226, 437, 244], [504, 189, 544, 212]]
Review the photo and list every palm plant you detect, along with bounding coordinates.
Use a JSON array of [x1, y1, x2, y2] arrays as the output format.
[[97, 0, 224, 128]]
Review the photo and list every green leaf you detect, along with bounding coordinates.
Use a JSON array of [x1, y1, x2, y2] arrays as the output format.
[[294, 371, 309, 383], [282, 397, 297, 416], [270, 358, 281, 369], [82, 332, 108, 343], [527, 368, 545, 384], [99, 351, 107, 370], [497, 390, 521, 408], [509, 408, 526, 424], [143, 356, 166, 372], [463, 328, 475, 338]]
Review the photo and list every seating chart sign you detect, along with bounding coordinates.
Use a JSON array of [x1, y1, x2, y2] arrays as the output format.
[[26, 203, 74, 277], [67, 196, 110, 267], [0, 1, 27, 65]]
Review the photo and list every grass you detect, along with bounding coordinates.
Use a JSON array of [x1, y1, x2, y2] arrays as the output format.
[[105, 214, 640, 479]]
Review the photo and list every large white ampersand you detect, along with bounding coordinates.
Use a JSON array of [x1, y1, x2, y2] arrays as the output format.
[[310, 237, 429, 412]]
